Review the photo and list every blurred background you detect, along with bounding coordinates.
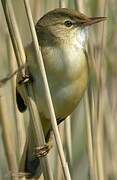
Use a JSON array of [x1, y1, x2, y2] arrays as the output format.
[[0, 0, 117, 180]]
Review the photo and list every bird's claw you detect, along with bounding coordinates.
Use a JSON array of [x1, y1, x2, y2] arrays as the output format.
[[35, 143, 53, 158], [18, 74, 33, 85], [11, 172, 31, 178]]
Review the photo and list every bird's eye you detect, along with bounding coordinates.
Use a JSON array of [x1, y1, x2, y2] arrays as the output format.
[[64, 20, 73, 27]]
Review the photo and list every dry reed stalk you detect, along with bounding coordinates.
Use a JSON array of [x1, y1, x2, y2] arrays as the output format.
[[56, 125, 65, 180], [93, 1, 107, 180], [74, 1, 109, 180], [56, 157, 63, 180], [6, 36, 26, 157], [64, 117, 72, 171], [84, 93, 95, 180], [104, 91, 117, 179], [23, 0, 71, 179], [32, 0, 44, 23], [88, 0, 108, 179], [59, 0, 66, 8], [74, 1, 98, 180], [74, 0, 79, 11], [59, 0, 72, 174], [101, 4, 117, 175], [1, 0, 53, 179], [0, 96, 18, 180], [74, 0, 85, 12]]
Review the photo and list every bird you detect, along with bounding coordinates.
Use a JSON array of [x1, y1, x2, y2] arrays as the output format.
[[16, 8, 106, 178]]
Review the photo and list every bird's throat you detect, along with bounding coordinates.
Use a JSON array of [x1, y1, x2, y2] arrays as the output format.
[[75, 28, 88, 49]]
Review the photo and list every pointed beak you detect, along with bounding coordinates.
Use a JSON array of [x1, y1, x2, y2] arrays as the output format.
[[82, 16, 107, 26]]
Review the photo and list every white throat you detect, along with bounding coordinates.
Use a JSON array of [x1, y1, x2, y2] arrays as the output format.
[[75, 28, 88, 49]]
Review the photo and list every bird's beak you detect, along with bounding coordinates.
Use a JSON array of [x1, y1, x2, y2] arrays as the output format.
[[82, 16, 107, 26]]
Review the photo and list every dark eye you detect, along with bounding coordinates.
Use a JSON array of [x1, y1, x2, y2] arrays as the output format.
[[64, 20, 73, 27]]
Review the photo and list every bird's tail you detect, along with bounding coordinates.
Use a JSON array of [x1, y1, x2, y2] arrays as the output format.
[[19, 124, 42, 178]]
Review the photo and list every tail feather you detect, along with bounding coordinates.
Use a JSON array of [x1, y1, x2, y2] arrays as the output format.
[[19, 124, 42, 178], [24, 149, 41, 178]]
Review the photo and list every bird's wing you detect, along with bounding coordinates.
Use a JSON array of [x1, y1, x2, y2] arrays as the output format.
[[16, 88, 27, 112]]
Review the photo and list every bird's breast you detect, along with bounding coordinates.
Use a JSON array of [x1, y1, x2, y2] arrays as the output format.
[[42, 45, 87, 80], [28, 45, 89, 119]]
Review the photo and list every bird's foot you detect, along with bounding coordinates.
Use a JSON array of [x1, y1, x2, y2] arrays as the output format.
[[11, 171, 31, 179], [35, 142, 53, 158], [18, 74, 33, 85]]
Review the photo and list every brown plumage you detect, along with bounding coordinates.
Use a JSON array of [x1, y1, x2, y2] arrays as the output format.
[[17, 8, 106, 178]]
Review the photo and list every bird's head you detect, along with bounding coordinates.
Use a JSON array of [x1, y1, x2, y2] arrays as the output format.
[[36, 8, 106, 48]]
